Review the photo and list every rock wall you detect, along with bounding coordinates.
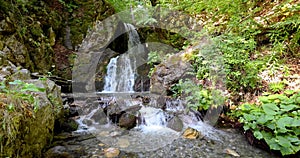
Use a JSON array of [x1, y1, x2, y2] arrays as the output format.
[[0, 0, 114, 79]]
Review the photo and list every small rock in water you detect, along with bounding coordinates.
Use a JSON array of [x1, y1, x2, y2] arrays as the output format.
[[167, 116, 184, 132], [103, 147, 120, 158], [98, 143, 106, 147], [44, 146, 72, 158], [182, 127, 203, 139], [225, 148, 240, 157], [118, 113, 137, 129], [117, 138, 130, 148], [109, 131, 122, 137]]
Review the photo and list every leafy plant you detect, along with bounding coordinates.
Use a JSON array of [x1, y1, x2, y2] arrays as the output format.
[[147, 50, 171, 77], [171, 79, 225, 111], [58, 0, 78, 13], [0, 79, 45, 113], [269, 82, 285, 93], [233, 91, 300, 156]]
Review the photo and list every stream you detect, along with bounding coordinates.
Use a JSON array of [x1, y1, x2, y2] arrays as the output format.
[[44, 23, 275, 158]]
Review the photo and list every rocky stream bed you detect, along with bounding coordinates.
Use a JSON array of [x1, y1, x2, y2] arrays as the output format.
[[44, 96, 276, 158]]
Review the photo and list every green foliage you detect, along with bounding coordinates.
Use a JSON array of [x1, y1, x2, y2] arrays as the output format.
[[171, 79, 225, 111], [0, 79, 45, 113], [190, 34, 262, 92], [106, 0, 151, 12], [233, 91, 300, 156], [147, 50, 171, 77], [58, 0, 78, 13], [269, 82, 286, 93]]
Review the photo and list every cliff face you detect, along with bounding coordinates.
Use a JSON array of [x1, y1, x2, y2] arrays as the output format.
[[0, 0, 114, 79]]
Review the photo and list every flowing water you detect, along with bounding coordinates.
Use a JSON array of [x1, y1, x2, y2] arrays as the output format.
[[68, 22, 273, 157], [103, 23, 143, 92], [76, 22, 237, 151]]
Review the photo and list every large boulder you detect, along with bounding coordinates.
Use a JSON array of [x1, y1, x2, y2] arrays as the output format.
[[150, 51, 193, 95], [0, 65, 63, 158]]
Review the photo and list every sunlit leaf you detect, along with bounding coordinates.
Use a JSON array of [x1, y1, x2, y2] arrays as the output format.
[[262, 103, 279, 115]]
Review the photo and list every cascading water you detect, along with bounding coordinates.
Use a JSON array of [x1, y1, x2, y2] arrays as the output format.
[[103, 23, 143, 92], [75, 22, 226, 152]]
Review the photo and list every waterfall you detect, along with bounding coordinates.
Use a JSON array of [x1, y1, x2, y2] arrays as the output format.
[[103, 23, 143, 92]]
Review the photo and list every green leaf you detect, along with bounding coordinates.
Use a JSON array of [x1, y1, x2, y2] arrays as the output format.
[[277, 136, 292, 147], [280, 104, 298, 111], [9, 80, 23, 85], [243, 113, 256, 121], [253, 131, 263, 140], [284, 90, 295, 95], [277, 116, 293, 129], [280, 146, 294, 156], [262, 103, 279, 115], [286, 135, 300, 143], [293, 128, 300, 135], [257, 114, 274, 124], [259, 96, 270, 103], [291, 119, 300, 127], [265, 137, 281, 150], [241, 103, 254, 111]]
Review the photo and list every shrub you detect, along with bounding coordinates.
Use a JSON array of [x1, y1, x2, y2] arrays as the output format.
[[233, 91, 300, 156]]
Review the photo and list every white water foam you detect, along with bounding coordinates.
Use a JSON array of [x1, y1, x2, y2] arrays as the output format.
[[102, 23, 143, 92]]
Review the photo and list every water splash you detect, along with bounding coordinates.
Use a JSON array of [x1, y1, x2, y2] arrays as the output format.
[[103, 23, 143, 92]]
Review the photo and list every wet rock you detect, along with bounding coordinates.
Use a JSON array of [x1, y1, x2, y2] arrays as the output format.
[[167, 116, 184, 132], [104, 102, 141, 128], [182, 127, 203, 139], [55, 119, 79, 133], [104, 147, 120, 158], [91, 109, 108, 124], [69, 105, 79, 117], [44, 146, 73, 158], [150, 52, 193, 95], [118, 113, 137, 129], [123, 105, 142, 114], [82, 119, 93, 126], [117, 138, 130, 148]]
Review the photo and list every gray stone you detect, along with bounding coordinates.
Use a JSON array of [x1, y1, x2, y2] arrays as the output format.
[[118, 113, 137, 129], [91, 109, 107, 124], [167, 116, 184, 132], [44, 146, 73, 158]]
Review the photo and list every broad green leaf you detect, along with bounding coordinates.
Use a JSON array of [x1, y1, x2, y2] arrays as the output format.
[[291, 145, 300, 154], [262, 103, 279, 115], [257, 115, 268, 124], [266, 123, 275, 130], [280, 146, 294, 156], [295, 97, 300, 104], [280, 104, 298, 111], [265, 138, 281, 150], [277, 117, 293, 129], [243, 125, 250, 131], [241, 103, 253, 111], [291, 119, 300, 127], [253, 131, 263, 140], [284, 90, 295, 95], [268, 94, 288, 101], [277, 136, 292, 147], [281, 99, 294, 105], [286, 135, 300, 143], [293, 128, 300, 135], [243, 113, 256, 121], [259, 96, 270, 103]]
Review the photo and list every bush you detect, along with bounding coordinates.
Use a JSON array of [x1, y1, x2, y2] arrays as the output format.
[[233, 91, 300, 156]]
